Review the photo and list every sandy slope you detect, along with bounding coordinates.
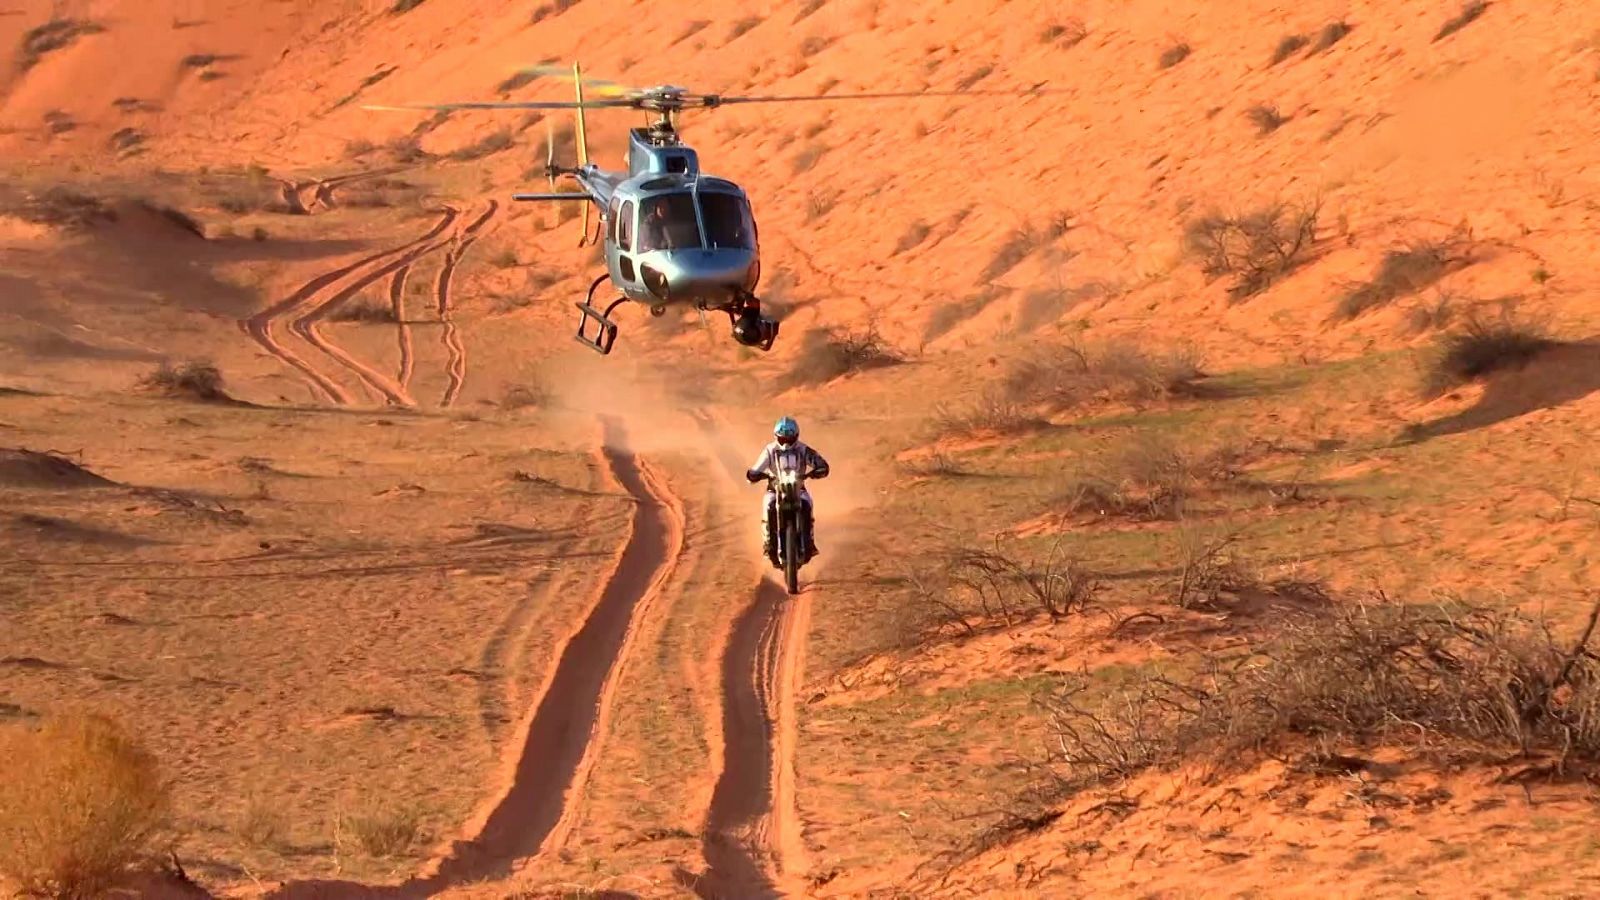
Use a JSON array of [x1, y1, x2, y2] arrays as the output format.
[[2, 1, 1599, 898]]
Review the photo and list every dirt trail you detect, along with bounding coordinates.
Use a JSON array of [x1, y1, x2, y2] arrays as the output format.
[[240, 207, 458, 404], [413, 414, 680, 887], [288, 205, 486, 407], [436, 201, 499, 408], [688, 408, 813, 896]]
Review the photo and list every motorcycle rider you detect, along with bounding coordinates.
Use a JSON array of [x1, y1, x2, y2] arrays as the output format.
[[745, 416, 829, 564]]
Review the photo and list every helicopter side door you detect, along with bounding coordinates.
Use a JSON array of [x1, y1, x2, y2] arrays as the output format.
[[609, 197, 639, 287]]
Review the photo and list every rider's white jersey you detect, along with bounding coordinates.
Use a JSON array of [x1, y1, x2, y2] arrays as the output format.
[[749, 440, 828, 500]]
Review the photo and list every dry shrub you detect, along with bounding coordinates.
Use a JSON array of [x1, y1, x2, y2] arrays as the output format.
[[1309, 20, 1353, 54], [933, 387, 1046, 437], [794, 0, 826, 22], [20, 19, 104, 70], [0, 714, 170, 898], [1270, 34, 1308, 65], [908, 536, 1103, 637], [449, 128, 513, 161], [1333, 237, 1472, 321], [1061, 436, 1246, 523], [1158, 43, 1191, 69], [893, 220, 932, 256], [1005, 340, 1205, 411], [1403, 294, 1456, 335], [238, 793, 287, 851], [1183, 202, 1318, 300], [728, 15, 763, 41], [1434, 1, 1489, 42], [1245, 103, 1288, 135], [923, 290, 1001, 342], [1422, 309, 1554, 397], [329, 296, 397, 323], [1045, 595, 1600, 798], [137, 361, 230, 402], [982, 221, 1057, 282], [787, 323, 903, 385], [1041, 18, 1088, 47]]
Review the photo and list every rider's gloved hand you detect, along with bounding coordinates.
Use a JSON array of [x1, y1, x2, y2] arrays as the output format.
[[745, 470, 765, 483]]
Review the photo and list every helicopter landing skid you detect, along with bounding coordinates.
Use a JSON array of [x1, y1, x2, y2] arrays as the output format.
[[575, 275, 625, 355]]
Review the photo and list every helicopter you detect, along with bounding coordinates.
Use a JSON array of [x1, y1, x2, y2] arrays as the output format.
[[367, 64, 1065, 356]]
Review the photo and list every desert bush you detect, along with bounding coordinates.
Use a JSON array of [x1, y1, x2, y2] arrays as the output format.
[[1004, 339, 1205, 411], [0, 714, 170, 898], [933, 386, 1046, 437], [909, 536, 1103, 637], [1309, 20, 1353, 54], [180, 53, 217, 68], [138, 361, 230, 402], [449, 128, 513, 161], [794, 0, 827, 22], [385, 135, 430, 163], [1158, 43, 1191, 69], [344, 138, 376, 157], [728, 16, 763, 41], [1403, 294, 1456, 335], [238, 793, 287, 851], [328, 297, 397, 323], [1044, 594, 1600, 798], [1421, 309, 1553, 397], [893, 220, 932, 256], [19, 19, 104, 70], [1245, 103, 1288, 135], [1332, 238, 1471, 321], [1060, 436, 1244, 523], [1183, 202, 1318, 300], [529, 0, 578, 23], [1269, 34, 1308, 65], [1041, 19, 1089, 47], [790, 142, 827, 175], [787, 323, 903, 385], [392, 0, 425, 12], [1434, 1, 1489, 42], [9, 188, 117, 231]]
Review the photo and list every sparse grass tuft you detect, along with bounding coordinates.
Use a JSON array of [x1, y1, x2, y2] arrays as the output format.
[[1434, 1, 1489, 42], [794, 0, 827, 22], [238, 793, 287, 852], [1159, 43, 1191, 69], [9, 187, 118, 231], [1403, 295, 1456, 335], [1310, 20, 1353, 54], [385, 135, 431, 163], [391, 0, 425, 13], [1422, 309, 1554, 397], [138, 360, 231, 402], [0, 714, 170, 898], [982, 221, 1061, 282], [788, 323, 904, 386], [1270, 34, 1309, 65], [344, 138, 376, 157], [19, 19, 105, 70], [791, 142, 828, 175], [1060, 436, 1246, 524], [341, 799, 422, 857], [1332, 238, 1472, 321], [893, 220, 933, 256], [1183, 202, 1319, 301], [497, 71, 538, 93], [180, 53, 218, 68]]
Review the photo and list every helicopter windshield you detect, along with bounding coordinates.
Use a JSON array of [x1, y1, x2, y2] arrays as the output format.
[[636, 193, 701, 252], [698, 192, 756, 251]]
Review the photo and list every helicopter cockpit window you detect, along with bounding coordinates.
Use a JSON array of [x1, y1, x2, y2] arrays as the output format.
[[698, 192, 756, 251], [637, 193, 701, 252], [617, 200, 634, 252]]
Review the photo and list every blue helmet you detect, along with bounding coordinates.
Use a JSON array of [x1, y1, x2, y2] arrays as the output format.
[[774, 416, 799, 444]]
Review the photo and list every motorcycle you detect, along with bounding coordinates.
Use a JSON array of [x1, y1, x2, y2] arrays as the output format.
[[766, 456, 813, 595]]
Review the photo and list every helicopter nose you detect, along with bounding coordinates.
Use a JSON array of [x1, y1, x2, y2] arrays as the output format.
[[643, 249, 755, 299]]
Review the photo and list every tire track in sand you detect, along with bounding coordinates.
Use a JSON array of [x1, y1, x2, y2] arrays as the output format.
[[436, 200, 499, 408], [414, 414, 683, 888], [391, 263, 416, 393], [287, 206, 480, 407], [688, 408, 812, 897], [240, 207, 458, 404]]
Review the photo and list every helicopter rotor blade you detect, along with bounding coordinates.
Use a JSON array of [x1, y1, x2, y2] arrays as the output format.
[[362, 99, 637, 112], [697, 84, 1070, 106]]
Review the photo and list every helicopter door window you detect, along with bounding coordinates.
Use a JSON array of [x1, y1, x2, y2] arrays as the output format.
[[637, 193, 702, 252], [698, 192, 756, 251], [617, 200, 635, 252], [607, 196, 622, 243]]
